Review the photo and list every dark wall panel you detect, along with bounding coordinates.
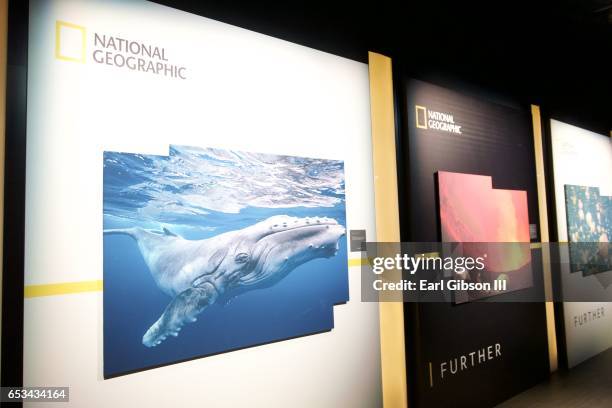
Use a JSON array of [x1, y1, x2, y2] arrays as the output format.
[[398, 79, 550, 408]]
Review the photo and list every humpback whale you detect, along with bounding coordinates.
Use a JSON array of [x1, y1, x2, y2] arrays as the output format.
[[104, 215, 346, 347]]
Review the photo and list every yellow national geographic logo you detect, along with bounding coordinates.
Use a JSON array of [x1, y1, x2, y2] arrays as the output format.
[[55, 20, 87, 63]]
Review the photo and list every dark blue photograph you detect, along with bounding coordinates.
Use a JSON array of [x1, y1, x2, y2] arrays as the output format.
[[103, 145, 348, 378]]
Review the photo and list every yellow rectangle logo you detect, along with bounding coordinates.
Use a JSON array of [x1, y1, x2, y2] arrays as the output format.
[[415, 105, 428, 129], [55, 20, 87, 63]]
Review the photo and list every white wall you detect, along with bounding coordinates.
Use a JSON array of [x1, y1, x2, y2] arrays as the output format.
[[25, 0, 382, 406], [550, 119, 612, 368]]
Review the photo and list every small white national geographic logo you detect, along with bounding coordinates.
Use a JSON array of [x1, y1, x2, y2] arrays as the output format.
[[415, 105, 462, 134]]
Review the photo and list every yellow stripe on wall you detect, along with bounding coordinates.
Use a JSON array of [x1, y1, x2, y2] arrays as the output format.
[[349, 257, 371, 267], [21, 242, 552, 300], [24, 280, 103, 298], [25, 257, 368, 298]]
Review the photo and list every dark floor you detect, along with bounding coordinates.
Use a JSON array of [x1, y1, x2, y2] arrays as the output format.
[[497, 348, 612, 407]]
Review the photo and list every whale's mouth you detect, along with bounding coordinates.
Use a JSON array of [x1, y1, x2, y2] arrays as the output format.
[[257, 218, 346, 260], [237, 216, 345, 287], [245, 216, 346, 267]]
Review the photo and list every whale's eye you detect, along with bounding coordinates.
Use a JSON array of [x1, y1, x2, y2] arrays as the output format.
[[235, 252, 250, 264]]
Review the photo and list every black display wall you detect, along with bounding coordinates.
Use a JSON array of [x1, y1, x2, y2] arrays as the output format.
[[396, 78, 551, 408]]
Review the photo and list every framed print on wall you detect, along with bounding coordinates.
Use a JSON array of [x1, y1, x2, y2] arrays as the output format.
[[103, 145, 349, 377]]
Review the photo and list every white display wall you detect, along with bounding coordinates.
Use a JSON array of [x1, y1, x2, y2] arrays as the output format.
[[25, 0, 382, 406], [550, 119, 612, 368]]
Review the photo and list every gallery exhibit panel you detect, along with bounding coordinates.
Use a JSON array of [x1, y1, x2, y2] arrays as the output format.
[[549, 119, 612, 369], [21, 0, 382, 406], [397, 79, 550, 408], [437, 171, 533, 302]]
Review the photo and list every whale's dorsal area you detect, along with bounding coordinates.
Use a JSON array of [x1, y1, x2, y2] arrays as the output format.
[[104, 215, 346, 347]]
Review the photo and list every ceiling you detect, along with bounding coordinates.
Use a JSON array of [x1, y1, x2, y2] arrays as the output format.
[[154, 0, 611, 134]]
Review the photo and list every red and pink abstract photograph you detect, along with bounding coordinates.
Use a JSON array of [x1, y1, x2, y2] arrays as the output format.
[[437, 171, 533, 301]]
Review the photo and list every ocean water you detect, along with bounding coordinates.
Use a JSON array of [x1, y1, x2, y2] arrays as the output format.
[[103, 145, 348, 378]]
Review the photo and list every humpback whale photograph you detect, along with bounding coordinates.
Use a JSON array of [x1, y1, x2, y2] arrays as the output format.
[[103, 145, 348, 377]]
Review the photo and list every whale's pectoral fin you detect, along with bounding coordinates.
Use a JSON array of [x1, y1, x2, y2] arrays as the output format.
[[142, 283, 218, 347]]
